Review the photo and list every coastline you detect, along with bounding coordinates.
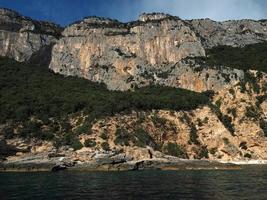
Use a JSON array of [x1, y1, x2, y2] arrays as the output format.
[[2, 150, 267, 172], [2, 158, 263, 172], [219, 160, 267, 165]]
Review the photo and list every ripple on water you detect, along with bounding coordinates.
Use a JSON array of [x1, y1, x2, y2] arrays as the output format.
[[1, 167, 267, 200]]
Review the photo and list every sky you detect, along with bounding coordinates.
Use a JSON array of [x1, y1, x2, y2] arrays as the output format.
[[0, 0, 267, 26]]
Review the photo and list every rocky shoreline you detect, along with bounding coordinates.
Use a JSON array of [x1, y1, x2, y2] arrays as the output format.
[[2, 138, 267, 172], [0, 152, 243, 172], [0, 161, 241, 172], [2, 144, 267, 172]]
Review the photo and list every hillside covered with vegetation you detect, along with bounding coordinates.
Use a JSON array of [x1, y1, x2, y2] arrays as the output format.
[[205, 42, 267, 72], [0, 58, 210, 147]]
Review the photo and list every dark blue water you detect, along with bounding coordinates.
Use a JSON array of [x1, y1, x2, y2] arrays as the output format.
[[1, 167, 267, 200]]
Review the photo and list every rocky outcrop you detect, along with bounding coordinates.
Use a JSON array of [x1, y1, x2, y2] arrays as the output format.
[[0, 139, 23, 159], [189, 18, 267, 48], [49, 13, 206, 91], [139, 13, 177, 22], [0, 8, 62, 65], [49, 13, 267, 91]]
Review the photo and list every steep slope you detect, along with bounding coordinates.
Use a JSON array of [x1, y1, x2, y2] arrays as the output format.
[[49, 13, 267, 91], [0, 8, 62, 65], [1, 58, 266, 164], [66, 71, 266, 162], [190, 18, 267, 48], [0, 10, 267, 170], [0, 58, 210, 160]]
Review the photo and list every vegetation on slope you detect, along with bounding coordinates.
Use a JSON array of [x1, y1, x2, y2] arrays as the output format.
[[204, 42, 267, 72], [0, 58, 210, 146]]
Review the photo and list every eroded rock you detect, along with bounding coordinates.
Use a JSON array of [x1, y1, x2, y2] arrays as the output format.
[[0, 8, 62, 65]]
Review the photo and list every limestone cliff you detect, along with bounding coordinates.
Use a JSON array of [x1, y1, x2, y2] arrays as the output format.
[[0, 8, 62, 65], [0, 10, 267, 169], [49, 13, 267, 91], [190, 18, 267, 48]]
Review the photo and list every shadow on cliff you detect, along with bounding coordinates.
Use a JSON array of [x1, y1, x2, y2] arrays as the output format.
[[28, 44, 54, 67], [0, 140, 29, 161]]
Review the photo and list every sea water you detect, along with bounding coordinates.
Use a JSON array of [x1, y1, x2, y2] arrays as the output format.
[[1, 166, 267, 200]]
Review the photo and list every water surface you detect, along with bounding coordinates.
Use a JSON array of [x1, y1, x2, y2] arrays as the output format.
[[1, 167, 267, 200]]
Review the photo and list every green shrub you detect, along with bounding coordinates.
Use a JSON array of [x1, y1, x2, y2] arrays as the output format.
[[221, 114, 235, 135], [40, 130, 55, 141], [260, 120, 267, 137], [100, 132, 108, 140], [215, 98, 222, 108], [18, 121, 42, 139], [114, 127, 157, 148], [136, 112, 146, 124], [197, 118, 203, 127], [195, 146, 209, 159], [189, 125, 200, 145], [223, 137, 230, 145], [70, 139, 83, 151], [210, 104, 235, 136], [84, 139, 96, 147], [244, 153, 252, 159], [203, 117, 209, 124], [60, 121, 72, 132], [75, 123, 92, 135], [54, 132, 83, 150], [239, 141, 248, 150], [245, 106, 260, 119], [2, 127, 14, 139], [101, 142, 110, 151], [114, 128, 131, 146], [151, 115, 167, 128], [244, 72, 261, 94], [163, 142, 187, 158], [63, 132, 83, 150], [227, 108, 237, 118], [229, 88, 235, 96], [133, 128, 154, 148], [257, 94, 267, 105], [210, 147, 217, 155]]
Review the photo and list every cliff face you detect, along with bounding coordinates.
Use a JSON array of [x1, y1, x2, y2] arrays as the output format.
[[49, 13, 267, 91], [2, 10, 266, 92], [0, 8, 62, 65], [190, 18, 267, 48], [1, 10, 267, 167], [49, 14, 206, 91], [1, 10, 267, 91]]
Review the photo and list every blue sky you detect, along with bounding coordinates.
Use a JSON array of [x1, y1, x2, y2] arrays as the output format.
[[1, 0, 267, 26]]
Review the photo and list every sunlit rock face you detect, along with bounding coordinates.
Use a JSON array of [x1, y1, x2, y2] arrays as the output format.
[[2, 9, 265, 91], [49, 13, 207, 91], [189, 18, 267, 48], [138, 13, 175, 22], [49, 13, 267, 91], [0, 8, 62, 65]]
